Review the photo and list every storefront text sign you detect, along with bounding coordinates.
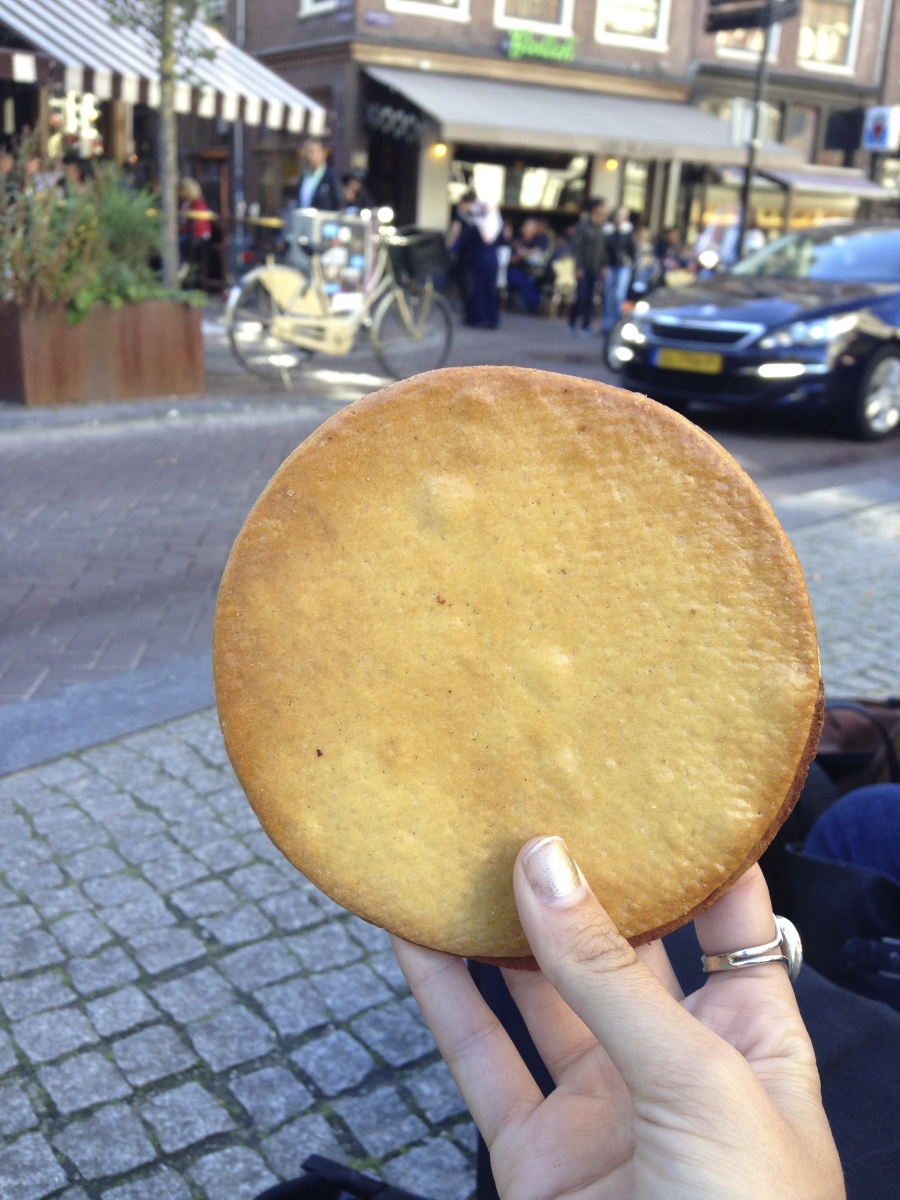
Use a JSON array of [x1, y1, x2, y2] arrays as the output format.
[[506, 30, 576, 63]]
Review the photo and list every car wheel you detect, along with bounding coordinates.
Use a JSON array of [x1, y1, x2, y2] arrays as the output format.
[[849, 348, 900, 440]]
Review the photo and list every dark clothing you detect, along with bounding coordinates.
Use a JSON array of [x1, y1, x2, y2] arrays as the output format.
[[604, 221, 636, 269], [568, 268, 598, 330], [456, 218, 499, 328], [299, 166, 342, 211], [506, 265, 541, 314], [805, 784, 900, 885], [572, 215, 608, 275]]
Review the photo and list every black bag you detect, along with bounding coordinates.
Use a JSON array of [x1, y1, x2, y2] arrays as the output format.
[[254, 1155, 430, 1200]]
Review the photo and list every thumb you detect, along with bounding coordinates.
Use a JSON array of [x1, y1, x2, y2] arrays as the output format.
[[514, 836, 715, 1100]]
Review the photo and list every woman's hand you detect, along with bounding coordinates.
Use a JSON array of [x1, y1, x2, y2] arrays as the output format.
[[391, 838, 844, 1200]]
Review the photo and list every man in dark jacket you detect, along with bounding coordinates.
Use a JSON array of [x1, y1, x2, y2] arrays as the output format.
[[602, 206, 636, 332], [298, 138, 342, 211], [567, 198, 607, 336]]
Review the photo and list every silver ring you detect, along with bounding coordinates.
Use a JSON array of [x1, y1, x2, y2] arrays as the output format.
[[701, 916, 802, 984]]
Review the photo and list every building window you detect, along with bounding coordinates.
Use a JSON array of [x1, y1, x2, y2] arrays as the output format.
[[594, 0, 671, 50], [782, 104, 818, 159], [715, 24, 781, 61], [299, 0, 338, 15], [797, 0, 860, 71], [493, 0, 575, 36], [385, 0, 471, 20]]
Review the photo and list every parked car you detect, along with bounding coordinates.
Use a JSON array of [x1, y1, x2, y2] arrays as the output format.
[[607, 222, 900, 439]]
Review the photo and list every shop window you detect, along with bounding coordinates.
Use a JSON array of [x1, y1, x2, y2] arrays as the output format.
[[594, 0, 670, 50], [386, 0, 471, 19], [797, 0, 861, 71], [781, 105, 818, 159], [622, 160, 648, 215], [299, 0, 338, 15], [494, 0, 575, 36], [714, 24, 781, 61]]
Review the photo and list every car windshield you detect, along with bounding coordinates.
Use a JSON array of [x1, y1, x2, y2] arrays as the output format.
[[731, 227, 900, 283]]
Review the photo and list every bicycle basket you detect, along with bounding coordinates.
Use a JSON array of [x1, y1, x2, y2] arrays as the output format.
[[386, 231, 448, 284]]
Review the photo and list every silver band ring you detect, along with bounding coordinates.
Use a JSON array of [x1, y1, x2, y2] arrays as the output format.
[[701, 915, 802, 984]]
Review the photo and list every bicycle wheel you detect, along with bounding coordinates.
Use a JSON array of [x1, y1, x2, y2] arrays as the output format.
[[372, 287, 453, 379], [227, 278, 312, 379]]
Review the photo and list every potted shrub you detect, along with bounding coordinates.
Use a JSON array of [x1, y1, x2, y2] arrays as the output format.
[[0, 150, 205, 406]]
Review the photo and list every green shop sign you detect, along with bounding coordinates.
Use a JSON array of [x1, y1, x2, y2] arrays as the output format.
[[506, 29, 576, 62]]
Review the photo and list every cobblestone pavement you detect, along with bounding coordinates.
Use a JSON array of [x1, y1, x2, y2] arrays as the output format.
[[0, 709, 477, 1200]]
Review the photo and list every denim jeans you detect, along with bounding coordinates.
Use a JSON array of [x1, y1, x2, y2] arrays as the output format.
[[602, 265, 632, 331]]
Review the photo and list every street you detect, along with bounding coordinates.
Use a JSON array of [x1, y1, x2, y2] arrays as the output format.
[[1, 313, 900, 1200]]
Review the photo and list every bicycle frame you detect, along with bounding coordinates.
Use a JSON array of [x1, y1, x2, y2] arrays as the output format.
[[229, 238, 430, 359]]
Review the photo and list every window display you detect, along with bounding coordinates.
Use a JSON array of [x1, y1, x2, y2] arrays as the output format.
[[797, 0, 857, 68], [595, 0, 669, 48]]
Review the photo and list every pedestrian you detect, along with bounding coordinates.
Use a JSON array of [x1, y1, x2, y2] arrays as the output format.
[[178, 177, 212, 281], [450, 193, 502, 328], [507, 218, 549, 314], [601, 205, 635, 332], [297, 137, 342, 211], [567, 198, 607, 337], [342, 168, 373, 215], [628, 225, 662, 303]]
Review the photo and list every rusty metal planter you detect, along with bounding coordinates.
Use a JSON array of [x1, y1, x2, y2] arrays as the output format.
[[0, 300, 204, 406]]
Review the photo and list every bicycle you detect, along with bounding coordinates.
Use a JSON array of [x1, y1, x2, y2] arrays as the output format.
[[225, 211, 454, 386]]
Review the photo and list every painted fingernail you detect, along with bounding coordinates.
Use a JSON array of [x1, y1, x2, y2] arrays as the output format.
[[523, 836, 582, 903]]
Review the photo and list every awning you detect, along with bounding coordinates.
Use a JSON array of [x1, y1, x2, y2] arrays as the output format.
[[366, 66, 800, 168], [0, 0, 325, 133], [762, 166, 893, 199]]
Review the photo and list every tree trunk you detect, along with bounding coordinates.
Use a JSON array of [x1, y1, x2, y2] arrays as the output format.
[[158, 0, 179, 290]]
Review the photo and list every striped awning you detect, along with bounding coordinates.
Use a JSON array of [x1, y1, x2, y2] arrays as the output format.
[[0, 0, 325, 134]]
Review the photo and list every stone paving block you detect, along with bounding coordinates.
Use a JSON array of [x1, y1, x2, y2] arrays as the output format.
[[344, 916, 392, 956], [4, 864, 64, 902], [313, 964, 392, 1022], [0, 972, 76, 1021], [102, 896, 177, 940], [0, 840, 53, 874], [0, 905, 42, 938], [253, 978, 330, 1038], [53, 1104, 157, 1180], [186, 768, 231, 797], [116, 834, 178, 866], [351, 1002, 435, 1068], [32, 807, 83, 836], [288, 924, 363, 974], [12, 1007, 98, 1064], [83, 875, 158, 909], [229, 1066, 313, 1131], [200, 904, 273, 946], [219, 807, 264, 836], [100, 1165, 192, 1200], [86, 986, 159, 1037], [39, 1050, 132, 1113], [0, 1132, 68, 1200], [0, 1084, 38, 1135], [36, 759, 89, 787], [0, 815, 33, 843], [229, 864, 292, 901], [241, 833, 288, 869], [105, 813, 166, 842], [406, 1061, 468, 1123], [291, 1030, 374, 1097], [112, 1025, 197, 1086], [135, 781, 206, 823], [0, 882, 16, 906], [64, 847, 127, 882], [150, 967, 234, 1024], [335, 1086, 428, 1159], [189, 1146, 278, 1200], [261, 1114, 347, 1180], [29, 886, 92, 921], [140, 851, 209, 893], [193, 837, 254, 871], [170, 879, 237, 918], [258, 891, 325, 933], [129, 927, 206, 975], [368, 952, 409, 996], [188, 1005, 277, 1072], [52, 911, 113, 956], [381, 1138, 475, 1200], [219, 940, 299, 991], [69, 947, 139, 996], [305, 887, 345, 918], [451, 1124, 478, 1154], [170, 819, 230, 850], [0, 1030, 18, 1075], [46, 820, 108, 856], [141, 1081, 235, 1152]]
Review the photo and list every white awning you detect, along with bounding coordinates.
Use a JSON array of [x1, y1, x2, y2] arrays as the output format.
[[763, 166, 893, 199], [0, 0, 325, 134], [366, 66, 801, 168]]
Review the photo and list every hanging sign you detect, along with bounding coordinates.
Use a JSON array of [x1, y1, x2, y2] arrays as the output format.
[[862, 106, 900, 153]]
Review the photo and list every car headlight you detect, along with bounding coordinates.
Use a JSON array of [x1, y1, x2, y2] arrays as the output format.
[[759, 312, 858, 349], [632, 300, 651, 315], [619, 321, 646, 345]]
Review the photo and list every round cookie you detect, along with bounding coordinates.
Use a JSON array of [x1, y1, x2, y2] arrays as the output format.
[[213, 366, 822, 963]]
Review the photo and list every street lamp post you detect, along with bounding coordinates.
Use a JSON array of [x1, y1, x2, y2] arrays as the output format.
[[736, 12, 774, 259]]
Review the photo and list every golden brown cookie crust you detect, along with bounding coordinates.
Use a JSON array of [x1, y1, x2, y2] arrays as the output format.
[[214, 367, 821, 961]]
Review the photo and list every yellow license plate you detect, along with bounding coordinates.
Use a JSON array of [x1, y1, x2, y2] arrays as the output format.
[[655, 348, 723, 374]]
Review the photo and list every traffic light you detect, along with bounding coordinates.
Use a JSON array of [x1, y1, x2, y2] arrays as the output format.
[[705, 0, 799, 32]]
